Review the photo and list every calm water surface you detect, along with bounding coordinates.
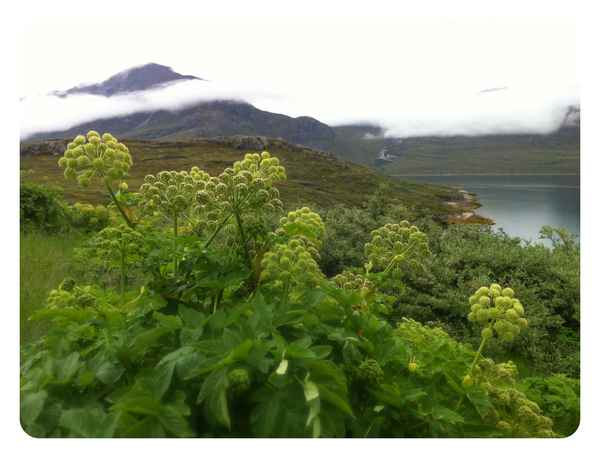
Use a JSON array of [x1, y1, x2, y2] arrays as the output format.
[[397, 175, 580, 244]]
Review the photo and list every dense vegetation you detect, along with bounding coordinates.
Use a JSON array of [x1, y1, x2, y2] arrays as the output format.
[[20, 132, 579, 438]]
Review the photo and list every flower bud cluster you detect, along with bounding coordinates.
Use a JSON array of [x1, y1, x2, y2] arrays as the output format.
[[58, 131, 132, 186], [260, 238, 323, 292], [364, 221, 430, 274], [231, 151, 286, 186], [275, 207, 325, 256], [139, 170, 201, 220], [195, 152, 285, 230], [467, 284, 528, 342]]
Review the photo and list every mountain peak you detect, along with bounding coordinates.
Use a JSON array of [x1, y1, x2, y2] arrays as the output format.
[[54, 63, 203, 97]]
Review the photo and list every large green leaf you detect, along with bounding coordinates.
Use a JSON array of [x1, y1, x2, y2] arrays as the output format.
[[303, 360, 354, 417], [114, 392, 163, 417], [430, 406, 465, 425], [59, 406, 120, 438], [128, 327, 173, 359], [20, 390, 47, 427], [250, 385, 308, 438], [152, 361, 177, 399], [127, 312, 183, 359], [158, 391, 193, 438], [196, 368, 231, 430], [114, 385, 192, 438], [54, 352, 81, 383], [96, 360, 125, 385], [118, 415, 166, 438], [178, 304, 207, 329]]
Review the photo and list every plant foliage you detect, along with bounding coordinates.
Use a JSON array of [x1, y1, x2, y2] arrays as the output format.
[[20, 132, 577, 438]]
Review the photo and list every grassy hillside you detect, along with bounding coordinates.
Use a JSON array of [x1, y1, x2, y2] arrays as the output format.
[[20, 137, 471, 219]]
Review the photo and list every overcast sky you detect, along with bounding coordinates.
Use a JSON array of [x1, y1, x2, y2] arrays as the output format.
[[19, 18, 579, 138]]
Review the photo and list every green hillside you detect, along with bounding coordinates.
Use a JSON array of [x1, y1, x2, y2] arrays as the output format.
[[20, 137, 474, 220]]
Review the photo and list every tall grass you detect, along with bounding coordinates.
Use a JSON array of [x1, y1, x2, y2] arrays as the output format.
[[20, 231, 82, 344]]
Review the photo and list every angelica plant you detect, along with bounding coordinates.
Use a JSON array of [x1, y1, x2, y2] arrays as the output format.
[[83, 224, 145, 297], [58, 131, 134, 227], [195, 152, 285, 260], [465, 283, 528, 379], [260, 238, 323, 298], [139, 170, 202, 236], [275, 207, 325, 255], [364, 221, 430, 277]]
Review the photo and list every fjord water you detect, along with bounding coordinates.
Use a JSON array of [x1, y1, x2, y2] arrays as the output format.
[[399, 175, 580, 244]]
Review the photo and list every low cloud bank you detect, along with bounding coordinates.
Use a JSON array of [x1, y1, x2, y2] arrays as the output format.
[[21, 78, 579, 140]]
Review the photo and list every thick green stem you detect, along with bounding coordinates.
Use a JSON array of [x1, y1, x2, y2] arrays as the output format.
[[173, 213, 179, 273], [120, 248, 126, 299], [233, 210, 251, 266], [468, 335, 488, 376], [456, 334, 489, 410], [105, 180, 135, 228]]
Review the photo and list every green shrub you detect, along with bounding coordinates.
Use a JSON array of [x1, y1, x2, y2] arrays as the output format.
[[317, 205, 580, 377], [20, 182, 69, 233]]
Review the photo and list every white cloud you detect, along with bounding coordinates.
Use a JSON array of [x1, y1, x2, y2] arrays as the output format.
[[20, 77, 579, 140], [20, 80, 279, 139]]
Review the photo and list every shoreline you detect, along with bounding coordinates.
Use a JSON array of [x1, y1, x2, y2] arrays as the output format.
[[445, 189, 494, 225]]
